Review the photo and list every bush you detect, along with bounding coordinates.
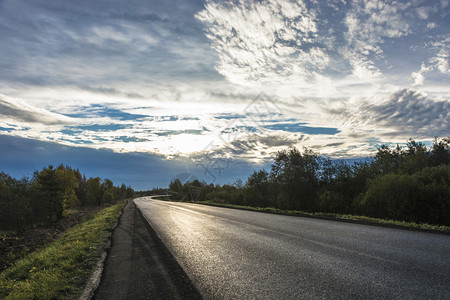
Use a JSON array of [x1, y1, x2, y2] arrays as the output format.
[[416, 165, 450, 225], [318, 190, 347, 214], [361, 167, 450, 225]]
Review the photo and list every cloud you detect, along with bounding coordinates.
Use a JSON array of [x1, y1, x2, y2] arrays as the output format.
[[342, 0, 411, 79], [0, 0, 217, 91], [195, 0, 323, 86], [430, 49, 449, 74], [426, 22, 437, 30], [195, 0, 447, 99], [0, 94, 70, 125], [196, 0, 414, 86], [61, 104, 148, 120], [83, 86, 145, 98], [263, 122, 340, 135], [415, 5, 437, 20], [0, 134, 189, 190], [410, 63, 432, 86], [329, 89, 449, 138], [0, 0, 449, 164], [410, 40, 450, 86]]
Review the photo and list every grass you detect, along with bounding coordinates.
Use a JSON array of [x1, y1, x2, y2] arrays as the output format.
[[0, 200, 127, 299], [197, 201, 450, 233]]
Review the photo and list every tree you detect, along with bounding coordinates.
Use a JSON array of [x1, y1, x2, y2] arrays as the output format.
[[126, 186, 134, 199], [86, 177, 102, 206], [74, 170, 88, 206], [169, 178, 183, 200], [234, 178, 244, 189], [318, 160, 355, 213], [271, 147, 320, 211], [101, 179, 115, 204], [0, 173, 31, 230], [429, 137, 450, 166], [119, 183, 128, 200], [55, 165, 79, 209], [372, 144, 403, 175], [402, 139, 428, 174], [32, 166, 66, 222], [244, 170, 271, 207]]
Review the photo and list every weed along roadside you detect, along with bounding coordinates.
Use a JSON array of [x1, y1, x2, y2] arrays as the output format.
[[0, 199, 128, 299]]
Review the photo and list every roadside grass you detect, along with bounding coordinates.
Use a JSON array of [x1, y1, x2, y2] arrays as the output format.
[[197, 201, 450, 233], [0, 200, 127, 299]]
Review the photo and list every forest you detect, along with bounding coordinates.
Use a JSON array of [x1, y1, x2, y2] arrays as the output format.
[[0, 165, 134, 230], [170, 137, 450, 226]]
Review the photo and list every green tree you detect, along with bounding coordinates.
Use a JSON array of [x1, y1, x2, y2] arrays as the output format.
[[74, 170, 88, 206], [429, 137, 450, 166], [372, 144, 403, 175], [0, 173, 31, 230], [55, 165, 79, 209], [126, 186, 134, 199], [271, 147, 320, 211], [402, 139, 428, 174], [86, 177, 102, 206], [244, 170, 271, 207], [169, 178, 183, 200], [318, 161, 355, 213], [32, 166, 65, 222], [101, 179, 115, 204]]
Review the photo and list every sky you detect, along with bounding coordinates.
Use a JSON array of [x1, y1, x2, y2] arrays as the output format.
[[0, 0, 449, 190]]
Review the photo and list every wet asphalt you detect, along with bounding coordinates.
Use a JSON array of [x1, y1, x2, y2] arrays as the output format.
[[134, 197, 450, 299], [93, 200, 201, 300]]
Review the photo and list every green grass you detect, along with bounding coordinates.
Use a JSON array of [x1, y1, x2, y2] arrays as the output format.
[[0, 200, 127, 299], [197, 201, 450, 233]]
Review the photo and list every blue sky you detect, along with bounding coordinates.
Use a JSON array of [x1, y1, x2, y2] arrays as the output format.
[[0, 0, 449, 190]]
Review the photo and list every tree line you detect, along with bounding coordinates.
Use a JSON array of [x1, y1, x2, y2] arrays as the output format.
[[170, 138, 450, 226], [0, 165, 134, 230]]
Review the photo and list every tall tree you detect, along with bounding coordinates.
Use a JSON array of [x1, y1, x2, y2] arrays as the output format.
[[245, 170, 271, 207], [271, 147, 320, 211]]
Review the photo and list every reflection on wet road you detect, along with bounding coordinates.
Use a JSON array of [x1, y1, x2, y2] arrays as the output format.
[[135, 197, 450, 299]]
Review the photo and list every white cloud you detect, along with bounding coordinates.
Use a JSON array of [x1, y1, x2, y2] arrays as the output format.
[[196, 0, 322, 86], [415, 5, 438, 20], [426, 22, 437, 30], [442, 0, 450, 9], [328, 89, 449, 138], [1, 0, 449, 162], [430, 49, 449, 74], [410, 41, 450, 86], [195, 0, 442, 94], [410, 63, 432, 86], [0, 94, 72, 125], [342, 0, 411, 80]]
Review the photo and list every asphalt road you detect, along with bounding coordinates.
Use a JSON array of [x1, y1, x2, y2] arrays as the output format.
[[134, 197, 450, 299], [94, 200, 201, 300]]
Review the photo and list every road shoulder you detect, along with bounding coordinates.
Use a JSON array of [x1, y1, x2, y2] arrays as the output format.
[[93, 200, 201, 299]]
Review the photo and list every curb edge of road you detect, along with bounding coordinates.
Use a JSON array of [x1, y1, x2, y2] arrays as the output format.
[[78, 199, 132, 300], [134, 202, 202, 298]]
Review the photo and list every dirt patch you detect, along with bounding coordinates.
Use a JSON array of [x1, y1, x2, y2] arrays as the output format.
[[0, 207, 102, 272]]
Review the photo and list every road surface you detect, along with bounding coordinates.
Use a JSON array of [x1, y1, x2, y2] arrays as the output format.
[[94, 200, 200, 299], [134, 197, 450, 299]]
